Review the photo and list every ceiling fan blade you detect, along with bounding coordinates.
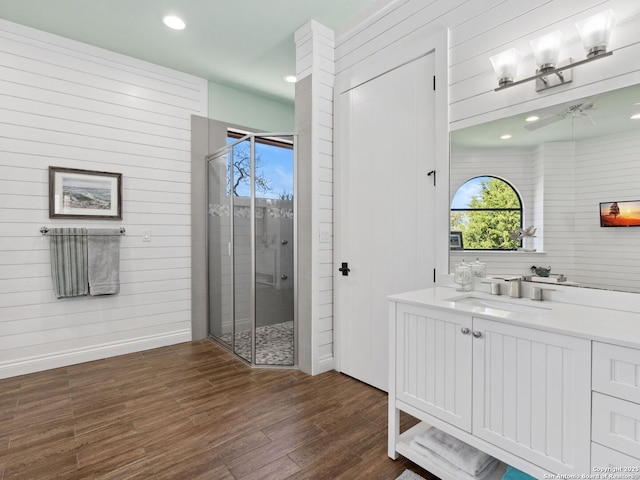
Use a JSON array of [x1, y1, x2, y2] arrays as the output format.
[[573, 113, 596, 127], [524, 114, 565, 131]]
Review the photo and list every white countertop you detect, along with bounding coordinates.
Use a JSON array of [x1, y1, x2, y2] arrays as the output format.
[[389, 286, 640, 349]]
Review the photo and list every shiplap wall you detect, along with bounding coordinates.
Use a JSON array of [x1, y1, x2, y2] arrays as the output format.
[[0, 19, 207, 378], [574, 131, 640, 291], [295, 21, 335, 375]]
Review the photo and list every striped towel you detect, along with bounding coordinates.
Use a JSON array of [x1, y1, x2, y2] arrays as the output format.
[[49, 227, 89, 298]]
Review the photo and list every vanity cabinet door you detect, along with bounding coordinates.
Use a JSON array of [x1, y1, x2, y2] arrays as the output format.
[[395, 304, 473, 431], [472, 318, 591, 475]]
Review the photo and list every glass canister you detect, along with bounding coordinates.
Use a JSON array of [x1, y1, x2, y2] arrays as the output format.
[[454, 260, 473, 292], [471, 257, 486, 278]]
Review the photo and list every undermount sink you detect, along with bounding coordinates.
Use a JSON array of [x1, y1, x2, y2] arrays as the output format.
[[445, 295, 552, 315]]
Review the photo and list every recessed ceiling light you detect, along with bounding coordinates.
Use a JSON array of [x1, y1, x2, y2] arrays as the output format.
[[631, 113, 640, 120], [283, 75, 297, 83], [500, 134, 512, 140], [525, 115, 540, 122], [163, 15, 185, 30]]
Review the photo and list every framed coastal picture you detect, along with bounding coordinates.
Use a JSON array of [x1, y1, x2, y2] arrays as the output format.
[[49, 166, 122, 219], [599, 200, 640, 227], [450, 231, 464, 250]]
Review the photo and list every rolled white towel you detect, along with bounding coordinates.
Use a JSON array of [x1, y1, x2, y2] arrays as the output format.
[[409, 440, 499, 480], [414, 428, 496, 477]]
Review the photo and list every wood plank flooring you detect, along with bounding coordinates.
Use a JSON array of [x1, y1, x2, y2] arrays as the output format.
[[0, 340, 437, 480]]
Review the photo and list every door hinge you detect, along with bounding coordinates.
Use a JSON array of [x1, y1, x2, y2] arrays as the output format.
[[433, 75, 436, 91], [433, 268, 436, 283], [427, 170, 436, 186]]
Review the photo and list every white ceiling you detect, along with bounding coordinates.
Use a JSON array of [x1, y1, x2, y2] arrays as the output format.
[[451, 83, 640, 149], [0, 0, 380, 104]]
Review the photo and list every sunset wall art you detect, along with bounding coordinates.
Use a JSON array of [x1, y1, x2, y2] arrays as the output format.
[[600, 200, 640, 227]]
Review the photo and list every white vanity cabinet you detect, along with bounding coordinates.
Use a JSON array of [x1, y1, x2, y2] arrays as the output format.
[[394, 303, 473, 432], [389, 300, 592, 478], [472, 318, 591, 474]]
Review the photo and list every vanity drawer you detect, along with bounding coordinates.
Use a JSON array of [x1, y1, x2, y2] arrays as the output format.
[[593, 392, 640, 460], [591, 442, 640, 478], [593, 342, 640, 404]]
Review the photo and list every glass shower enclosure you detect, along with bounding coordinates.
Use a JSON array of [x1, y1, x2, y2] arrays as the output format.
[[207, 133, 296, 366]]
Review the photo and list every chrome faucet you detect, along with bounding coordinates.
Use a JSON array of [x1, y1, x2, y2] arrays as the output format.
[[504, 277, 522, 298]]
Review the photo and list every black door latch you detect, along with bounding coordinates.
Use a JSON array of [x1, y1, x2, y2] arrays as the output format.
[[338, 262, 350, 276]]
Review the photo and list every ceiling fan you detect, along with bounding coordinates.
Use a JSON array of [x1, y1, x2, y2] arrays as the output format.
[[524, 98, 597, 131]]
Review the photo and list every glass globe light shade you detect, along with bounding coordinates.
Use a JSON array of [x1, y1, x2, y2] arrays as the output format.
[[490, 48, 522, 87], [575, 10, 616, 58], [530, 31, 565, 73]]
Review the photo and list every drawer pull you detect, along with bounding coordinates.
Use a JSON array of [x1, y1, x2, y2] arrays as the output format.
[[461, 327, 470, 335], [472, 331, 482, 338]]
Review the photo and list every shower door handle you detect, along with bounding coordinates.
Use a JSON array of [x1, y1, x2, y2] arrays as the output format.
[[338, 262, 350, 276]]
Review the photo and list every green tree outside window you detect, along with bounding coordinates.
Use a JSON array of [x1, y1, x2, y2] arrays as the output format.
[[451, 176, 522, 250]]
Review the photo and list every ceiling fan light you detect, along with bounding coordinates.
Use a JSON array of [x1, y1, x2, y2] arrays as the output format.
[[575, 10, 616, 58], [490, 48, 522, 87], [530, 31, 564, 73]]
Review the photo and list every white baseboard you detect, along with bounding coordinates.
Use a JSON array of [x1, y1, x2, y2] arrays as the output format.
[[313, 354, 335, 375], [0, 330, 192, 379]]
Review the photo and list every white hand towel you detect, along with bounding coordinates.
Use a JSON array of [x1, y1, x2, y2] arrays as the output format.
[[410, 440, 499, 480], [414, 428, 496, 476]]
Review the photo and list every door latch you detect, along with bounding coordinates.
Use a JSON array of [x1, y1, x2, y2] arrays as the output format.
[[338, 262, 350, 276]]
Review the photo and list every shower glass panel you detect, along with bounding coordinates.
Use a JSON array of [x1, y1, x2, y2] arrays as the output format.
[[254, 136, 294, 366], [231, 138, 253, 363], [207, 132, 295, 367], [207, 147, 231, 349]]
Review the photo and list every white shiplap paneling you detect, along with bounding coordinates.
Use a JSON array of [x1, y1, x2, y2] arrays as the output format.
[[295, 20, 336, 375], [0, 19, 207, 378]]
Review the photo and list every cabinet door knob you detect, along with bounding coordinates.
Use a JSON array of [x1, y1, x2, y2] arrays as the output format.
[[461, 327, 470, 335], [472, 331, 482, 338]]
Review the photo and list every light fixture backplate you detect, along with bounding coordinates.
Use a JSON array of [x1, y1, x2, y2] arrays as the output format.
[[535, 58, 573, 92]]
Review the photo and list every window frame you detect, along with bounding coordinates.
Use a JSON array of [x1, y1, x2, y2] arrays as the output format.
[[450, 175, 523, 251]]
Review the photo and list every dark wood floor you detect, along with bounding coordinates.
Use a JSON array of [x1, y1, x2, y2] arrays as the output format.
[[0, 340, 437, 480]]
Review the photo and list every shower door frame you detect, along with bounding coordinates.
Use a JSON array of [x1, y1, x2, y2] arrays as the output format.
[[206, 132, 297, 367]]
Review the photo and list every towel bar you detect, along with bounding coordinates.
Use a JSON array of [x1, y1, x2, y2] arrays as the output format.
[[40, 226, 126, 236]]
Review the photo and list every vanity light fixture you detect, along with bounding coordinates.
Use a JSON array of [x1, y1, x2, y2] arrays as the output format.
[[525, 115, 540, 122], [500, 134, 512, 140], [631, 113, 640, 120], [491, 10, 615, 92], [283, 75, 297, 83], [163, 15, 185, 30]]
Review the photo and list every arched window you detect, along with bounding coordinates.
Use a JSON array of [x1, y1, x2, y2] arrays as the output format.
[[450, 176, 522, 250]]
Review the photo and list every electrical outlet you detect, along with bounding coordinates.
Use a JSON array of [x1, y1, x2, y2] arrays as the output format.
[[142, 229, 151, 242], [319, 228, 331, 243]]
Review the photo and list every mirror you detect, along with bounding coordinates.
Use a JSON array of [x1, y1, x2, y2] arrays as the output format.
[[450, 83, 640, 294]]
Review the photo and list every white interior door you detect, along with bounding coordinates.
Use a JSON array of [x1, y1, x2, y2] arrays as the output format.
[[335, 53, 436, 391]]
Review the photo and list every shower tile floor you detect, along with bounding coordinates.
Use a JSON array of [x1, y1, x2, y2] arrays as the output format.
[[215, 321, 294, 366]]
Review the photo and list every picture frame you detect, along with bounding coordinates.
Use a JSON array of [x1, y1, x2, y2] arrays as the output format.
[[49, 166, 122, 220], [450, 231, 464, 250], [599, 200, 640, 227]]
